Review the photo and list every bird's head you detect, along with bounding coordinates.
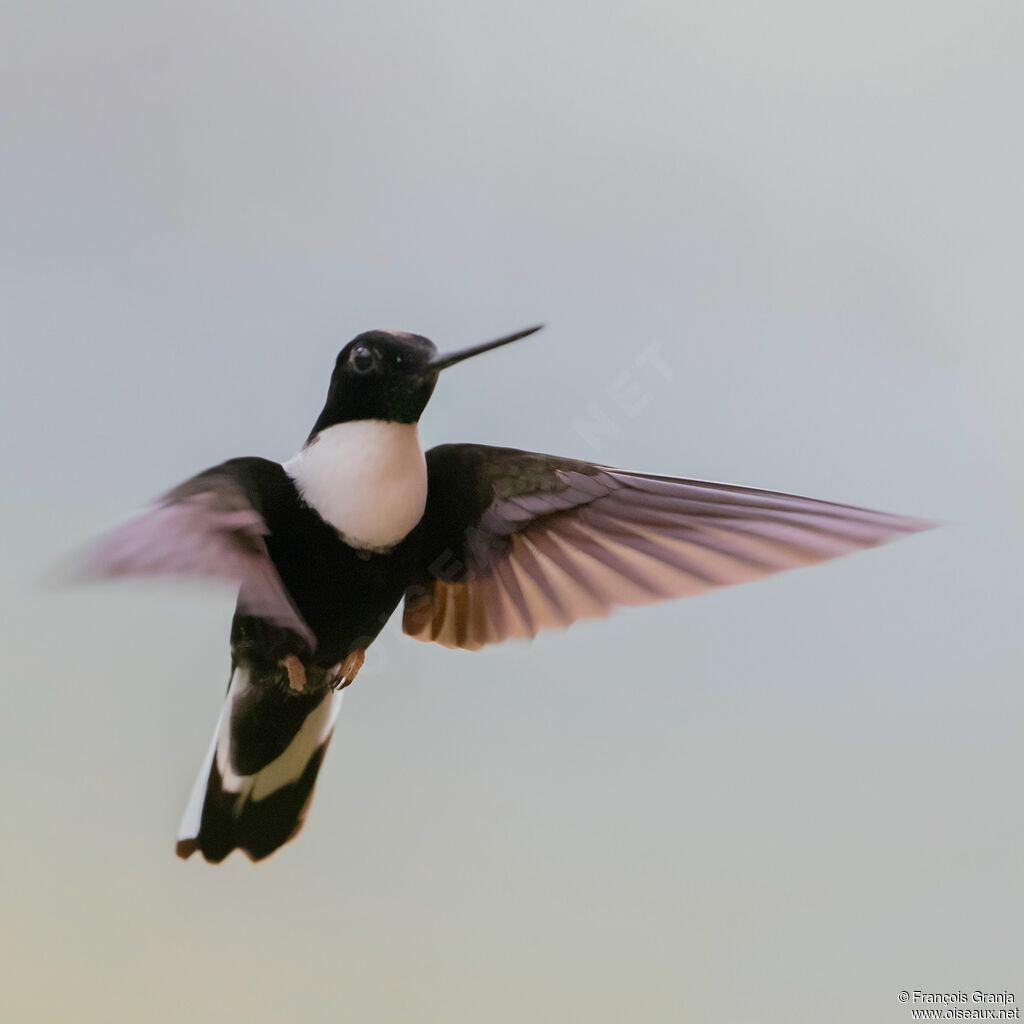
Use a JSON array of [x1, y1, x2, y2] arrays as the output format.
[[306, 325, 543, 440]]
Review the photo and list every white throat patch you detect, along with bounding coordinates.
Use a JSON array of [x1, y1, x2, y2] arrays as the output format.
[[284, 420, 428, 551]]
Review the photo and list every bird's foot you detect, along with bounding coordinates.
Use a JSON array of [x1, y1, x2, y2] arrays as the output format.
[[329, 649, 365, 691], [279, 654, 307, 692]]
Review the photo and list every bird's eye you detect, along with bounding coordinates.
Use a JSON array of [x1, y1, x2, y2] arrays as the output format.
[[351, 346, 375, 373]]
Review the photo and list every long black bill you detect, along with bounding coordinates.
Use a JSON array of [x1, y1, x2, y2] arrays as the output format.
[[427, 324, 544, 372]]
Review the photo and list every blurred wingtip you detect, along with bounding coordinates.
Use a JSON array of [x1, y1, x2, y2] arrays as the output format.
[[903, 515, 943, 535], [38, 544, 95, 593]]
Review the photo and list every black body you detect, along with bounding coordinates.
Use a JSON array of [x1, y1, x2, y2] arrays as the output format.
[[229, 457, 421, 669], [176, 458, 422, 862]]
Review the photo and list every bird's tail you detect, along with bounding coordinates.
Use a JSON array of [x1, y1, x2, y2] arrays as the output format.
[[176, 663, 342, 863]]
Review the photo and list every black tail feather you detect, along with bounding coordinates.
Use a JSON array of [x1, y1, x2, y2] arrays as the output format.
[[176, 664, 342, 863]]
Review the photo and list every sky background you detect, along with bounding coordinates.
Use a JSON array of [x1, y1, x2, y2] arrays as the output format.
[[2, 3, 1023, 1022]]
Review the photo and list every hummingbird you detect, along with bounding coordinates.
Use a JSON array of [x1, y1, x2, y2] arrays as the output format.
[[80, 325, 932, 863]]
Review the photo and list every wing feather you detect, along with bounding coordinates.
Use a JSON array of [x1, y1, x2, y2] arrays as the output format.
[[404, 444, 934, 651], [74, 460, 315, 650]]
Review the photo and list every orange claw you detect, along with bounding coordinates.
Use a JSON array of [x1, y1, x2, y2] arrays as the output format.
[[332, 648, 365, 690], [342, 648, 365, 680], [280, 654, 307, 692]]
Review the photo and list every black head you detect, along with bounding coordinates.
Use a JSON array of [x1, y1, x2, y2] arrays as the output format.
[[306, 325, 543, 440]]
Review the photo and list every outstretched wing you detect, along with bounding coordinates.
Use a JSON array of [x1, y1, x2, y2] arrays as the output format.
[[403, 444, 934, 650], [76, 457, 315, 650]]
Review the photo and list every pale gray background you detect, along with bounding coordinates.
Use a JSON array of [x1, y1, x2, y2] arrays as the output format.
[[2, 3, 1022, 1022]]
